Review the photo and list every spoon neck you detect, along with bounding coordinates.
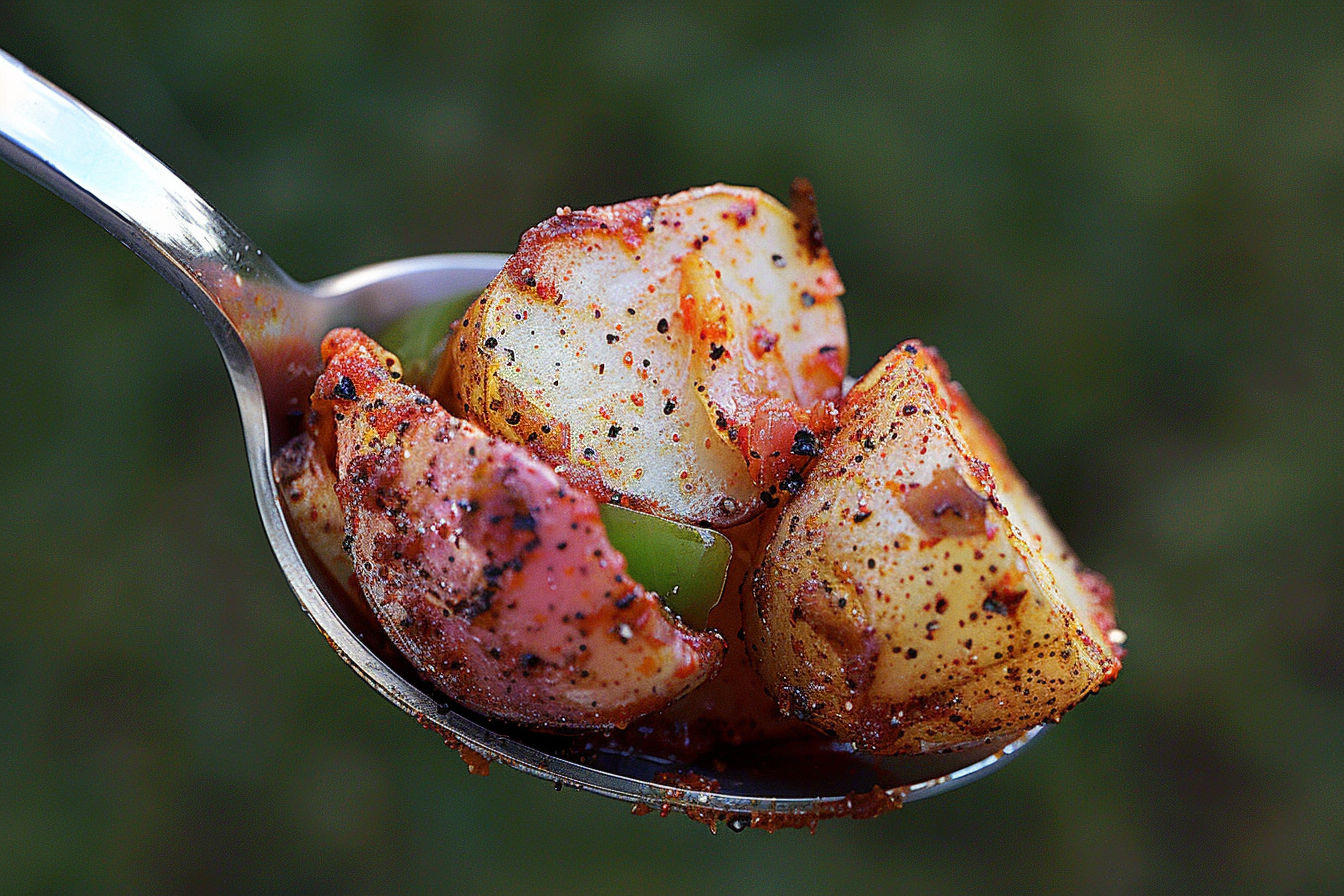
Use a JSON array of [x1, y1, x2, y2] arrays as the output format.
[[0, 50, 321, 436]]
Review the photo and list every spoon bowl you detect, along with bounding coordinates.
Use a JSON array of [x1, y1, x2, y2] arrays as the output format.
[[0, 50, 1041, 827]]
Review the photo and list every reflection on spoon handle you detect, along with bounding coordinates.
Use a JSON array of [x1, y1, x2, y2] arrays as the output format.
[[0, 50, 302, 343], [0, 49, 330, 439]]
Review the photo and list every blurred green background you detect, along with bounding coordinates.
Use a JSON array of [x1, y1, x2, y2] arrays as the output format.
[[2, 3, 1340, 893]]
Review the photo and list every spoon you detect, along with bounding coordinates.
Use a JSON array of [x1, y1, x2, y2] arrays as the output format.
[[0, 50, 1041, 828]]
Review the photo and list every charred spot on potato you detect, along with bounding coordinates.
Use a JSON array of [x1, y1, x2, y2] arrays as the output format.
[[790, 428, 822, 457], [982, 587, 1028, 617], [788, 177, 827, 262], [332, 375, 358, 401]]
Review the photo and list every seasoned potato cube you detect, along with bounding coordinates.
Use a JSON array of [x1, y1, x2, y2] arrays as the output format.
[[436, 183, 848, 528], [309, 328, 724, 729], [746, 342, 1122, 753]]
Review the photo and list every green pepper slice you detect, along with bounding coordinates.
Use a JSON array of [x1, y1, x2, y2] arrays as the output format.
[[598, 503, 730, 629], [377, 291, 478, 388]]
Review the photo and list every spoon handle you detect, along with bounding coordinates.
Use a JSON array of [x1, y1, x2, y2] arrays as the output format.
[[0, 49, 332, 437], [0, 51, 304, 348]]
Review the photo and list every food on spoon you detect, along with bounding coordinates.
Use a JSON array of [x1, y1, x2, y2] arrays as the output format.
[[744, 342, 1124, 754], [277, 180, 1121, 755], [285, 295, 738, 629], [435, 182, 849, 529], [293, 327, 724, 729]]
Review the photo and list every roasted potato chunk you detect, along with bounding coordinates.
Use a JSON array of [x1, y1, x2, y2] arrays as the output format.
[[307, 328, 724, 729], [746, 342, 1122, 753], [436, 182, 848, 528]]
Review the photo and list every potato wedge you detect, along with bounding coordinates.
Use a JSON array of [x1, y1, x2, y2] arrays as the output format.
[[746, 342, 1122, 753], [435, 182, 848, 528], [309, 328, 724, 729]]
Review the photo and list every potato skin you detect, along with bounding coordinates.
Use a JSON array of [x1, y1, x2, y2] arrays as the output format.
[[746, 342, 1122, 753], [435, 183, 848, 528], [309, 328, 724, 730]]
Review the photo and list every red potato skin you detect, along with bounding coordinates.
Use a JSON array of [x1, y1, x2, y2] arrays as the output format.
[[309, 328, 724, 729]]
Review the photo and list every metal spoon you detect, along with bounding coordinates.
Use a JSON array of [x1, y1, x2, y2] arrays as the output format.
[[0, 50, 1040, 827]]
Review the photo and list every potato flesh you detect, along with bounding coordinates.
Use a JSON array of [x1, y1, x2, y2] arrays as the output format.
[[274, 430, 357, 596], [307, 328, 724, 729], [437, 184, 848, 528], [746, 342, 1122, 754]]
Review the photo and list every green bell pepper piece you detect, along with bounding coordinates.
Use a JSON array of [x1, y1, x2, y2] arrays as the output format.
[[377, 291, 478, 388], [598, 503, 730, 629]]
